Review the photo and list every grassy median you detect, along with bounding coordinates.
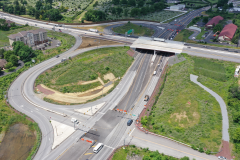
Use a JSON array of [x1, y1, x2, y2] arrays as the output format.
[[113, 22, 154, 37]]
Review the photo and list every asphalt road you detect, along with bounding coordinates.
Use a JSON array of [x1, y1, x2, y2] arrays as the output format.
[[1, 9, 236, 160]]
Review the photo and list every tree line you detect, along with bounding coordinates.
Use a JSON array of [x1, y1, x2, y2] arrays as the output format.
[[0, 0, 63, 21], [0, 41, 43, 71]]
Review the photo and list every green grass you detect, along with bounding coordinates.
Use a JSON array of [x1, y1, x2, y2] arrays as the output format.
[[112, 145, 183, 160], [35, 46, 133, 93], [196, 27, 207, 40], [192, 57, 228, 82], [196, 60, 239, 158], [142, 54, 223, 152], [113, 23, 154, 37], [0, 26, 38, 47], [61, 81, 102, 93], [174, 29, 194, 42]]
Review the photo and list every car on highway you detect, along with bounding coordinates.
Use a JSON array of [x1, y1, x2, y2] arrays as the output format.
[[144, 95, 149, 101], [56, 55, 59, 58], [35, 24, 37, 26], [93, 143, 104, 153], [153, 71, 156, 75], [71, 118, 79, 124], [192, 37, 195, 40], [127, 119, 133, 126]]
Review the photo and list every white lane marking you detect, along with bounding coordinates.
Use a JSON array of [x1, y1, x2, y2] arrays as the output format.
[[31, 111, 33, 112], [105, 145, 114, 149], [129, 128, 135, 137], [35, 108, 38, 110], [20, 105, 23, 107], [49, 138, 50, 141]]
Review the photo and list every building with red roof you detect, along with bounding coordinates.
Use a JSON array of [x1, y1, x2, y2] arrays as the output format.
[[218, 23, 237, 41], [205, 16, 224, 28]]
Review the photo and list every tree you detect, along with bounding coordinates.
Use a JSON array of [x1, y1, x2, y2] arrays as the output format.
[[130, 8, 140, 17], [5, 62, 13, 69], [233, 127, 240, 142], [4, 50, 15, 62], [112, 0, 120, 5], [124, 8, 128, 17], [84, 10, 106, 22], [20, 5, 26, 15], [13, 41, 25, 55], [35, 10, 40, 19], [9, 55, 18, 66], [128, 0, 136, 6], [116, 7, 123, 16], [213, 24, 223, 33], [35, 0, 43, 10], [203, 17, 209, 24], [110, 7, 116, 15], [121, 0, 127, 5], [138, 0, 144, 7], [39, 15, 43, 20], [0, 49, 5, 59], [14, 5, 20, 15], [44, 9, 63, 21], [18, 45, 34, 62], [45, 0, 53, 5], [13, 0, 19, 6]]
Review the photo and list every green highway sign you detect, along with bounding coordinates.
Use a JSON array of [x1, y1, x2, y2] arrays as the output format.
[[132, 114, 136, 116], [127, 29, 132, 34]]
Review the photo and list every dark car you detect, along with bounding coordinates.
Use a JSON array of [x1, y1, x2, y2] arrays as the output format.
[[56, 55, 59, 58], [127, 119, 133, 126]]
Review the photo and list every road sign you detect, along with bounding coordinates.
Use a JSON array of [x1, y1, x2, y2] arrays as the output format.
[[132, 114, 136, 116], [127, 29, 132, 34]]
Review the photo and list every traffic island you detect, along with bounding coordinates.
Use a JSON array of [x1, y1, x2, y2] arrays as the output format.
[[51, 120, 76, 149]]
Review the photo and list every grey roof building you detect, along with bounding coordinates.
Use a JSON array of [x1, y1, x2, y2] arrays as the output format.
[[8, 29, 48, 46]]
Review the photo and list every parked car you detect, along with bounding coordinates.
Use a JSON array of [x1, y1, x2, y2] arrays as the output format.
[[218, 156, 226, 160]]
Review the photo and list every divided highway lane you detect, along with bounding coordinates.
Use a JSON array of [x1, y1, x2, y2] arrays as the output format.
[[47, 51, 147, 160], [183, 46, 240, 63]]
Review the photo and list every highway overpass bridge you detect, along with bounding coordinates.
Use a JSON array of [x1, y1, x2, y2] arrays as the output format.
[[130, 37, 185, 55]]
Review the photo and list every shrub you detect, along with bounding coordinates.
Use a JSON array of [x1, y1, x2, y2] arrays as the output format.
[[198, 147, 204, 153], [191, 145, 197, 150], [5, 62, 13, 69], [205, 149, 211, 155], [180, 156, 190, 160]]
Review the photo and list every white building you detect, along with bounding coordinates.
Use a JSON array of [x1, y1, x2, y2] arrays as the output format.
[[170, 4, 185, 10]]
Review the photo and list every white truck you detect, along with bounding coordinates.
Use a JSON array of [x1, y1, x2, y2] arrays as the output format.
[[89, 29, 98, 33]]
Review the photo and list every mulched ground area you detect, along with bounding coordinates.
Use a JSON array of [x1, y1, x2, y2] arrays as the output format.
[[37, 85, 54, 95], [127, 49, 135, 57], [216, 140, 232, 160]]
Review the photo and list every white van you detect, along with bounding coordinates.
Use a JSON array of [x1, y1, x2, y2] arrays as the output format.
[[93, 143, 103, 153], [153, 71, 156, 75]]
